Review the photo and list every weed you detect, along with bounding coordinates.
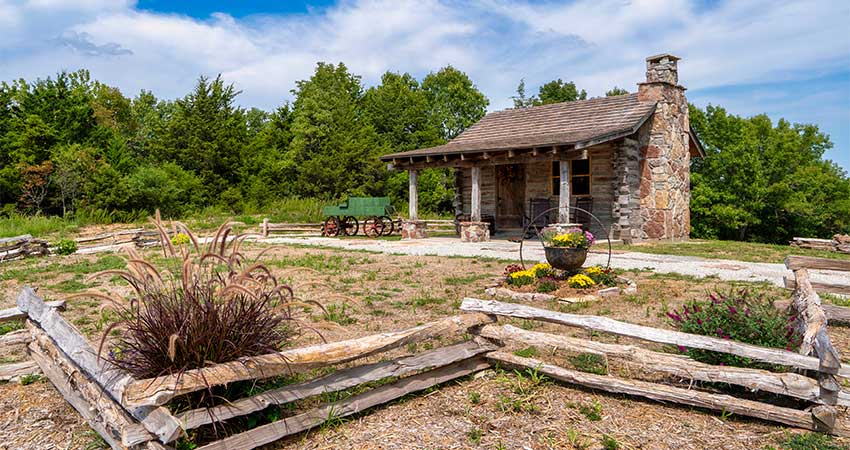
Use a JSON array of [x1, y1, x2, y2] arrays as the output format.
[[48, 279, 89, 293], [601, 434, 620, 450], [409, 292, 447, 309], [468, 391, 481, 404], [81, 430, 109, 450], [513, 346, 538, 358], [578, 400, 603, 421], [778, 432, 845, 450], [0, 320, 23, 336], [467, 427, 483, 444], [570, 353, 608, 375], [444, 274, 490, 285], [19, 374, 43, 385], [322, 303, 357, 325]]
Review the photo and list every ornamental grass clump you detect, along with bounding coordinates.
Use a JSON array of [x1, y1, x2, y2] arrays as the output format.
[[667, 288, 801, 369], [80, 213, 320, 380]]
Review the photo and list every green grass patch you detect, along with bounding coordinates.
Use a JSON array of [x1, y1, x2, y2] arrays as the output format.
[[570, 353, 608, 375], [0, 320, 24, 335], [774, 432, 846, 450], [613, 239, 850, 264], [443, 273, 491, 286], [513, 346, 538, 358], [48, 278, 90, 293]]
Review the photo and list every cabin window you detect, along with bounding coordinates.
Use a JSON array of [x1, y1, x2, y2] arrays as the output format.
[[551, 159, 592, 197]]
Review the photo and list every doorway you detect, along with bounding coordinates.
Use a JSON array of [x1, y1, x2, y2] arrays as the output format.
[[495, 164, 525, 229]]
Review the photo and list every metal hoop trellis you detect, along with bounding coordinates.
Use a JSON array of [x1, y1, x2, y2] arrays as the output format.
[[518, 206, 612, 270]]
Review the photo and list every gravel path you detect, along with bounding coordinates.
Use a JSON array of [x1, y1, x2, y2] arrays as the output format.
[[262, 236, 850, 289]]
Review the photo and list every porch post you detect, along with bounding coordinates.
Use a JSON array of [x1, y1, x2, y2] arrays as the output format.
[[559, 159, 570, 223], [408, 169, 419, 221], [471, 166, 481, 222], [402, 168, 427, 239]]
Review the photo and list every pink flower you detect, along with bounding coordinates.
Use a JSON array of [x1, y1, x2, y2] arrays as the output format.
[[677, 345, 687, 353], [728, 306, 737, 315]]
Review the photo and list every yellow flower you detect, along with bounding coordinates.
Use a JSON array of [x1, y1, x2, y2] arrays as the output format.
[[508, 269, 536, 287], [584, 266, 603, 276], [567, 274, 596, 289], [531, 263, 553, 278]]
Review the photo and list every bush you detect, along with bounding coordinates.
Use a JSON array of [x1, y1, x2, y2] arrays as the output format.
[[86, 214, 322, 380], [55, 239, 78, 255], [536, 278, 559, 293], [667, 288, 800, 368]]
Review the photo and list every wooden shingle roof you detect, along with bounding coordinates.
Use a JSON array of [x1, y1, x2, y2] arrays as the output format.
[[382, 94, 657, 160]]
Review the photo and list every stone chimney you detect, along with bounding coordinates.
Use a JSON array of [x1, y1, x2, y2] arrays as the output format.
[[634, 53, 691, 240], [644, 53, 680, 85]]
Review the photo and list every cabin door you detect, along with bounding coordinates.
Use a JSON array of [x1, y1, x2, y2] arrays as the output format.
[[496, 164, 525, 229]]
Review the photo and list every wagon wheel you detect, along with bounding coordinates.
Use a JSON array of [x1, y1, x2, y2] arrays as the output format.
[[341, 216, 359, 236], [323, 216, 341, 237], [379, 215, 394, 236], [363, 216, 385, 238]]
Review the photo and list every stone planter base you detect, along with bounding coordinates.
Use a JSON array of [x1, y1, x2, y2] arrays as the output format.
[[460, 221, 490, 242], [401, 220, 428, 240]]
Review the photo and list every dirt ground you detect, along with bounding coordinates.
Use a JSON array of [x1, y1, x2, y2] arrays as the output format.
[[1, 241, 849, 449]]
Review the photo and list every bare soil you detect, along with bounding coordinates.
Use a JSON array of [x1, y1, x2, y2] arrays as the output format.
[[1, 242, 848, 449]]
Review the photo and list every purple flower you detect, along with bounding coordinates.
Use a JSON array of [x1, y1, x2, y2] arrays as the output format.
[[696, 318, 703, 326], [728, 306, 737, 315], [666, 311, 682, 322], [677, 345, 687, 353]]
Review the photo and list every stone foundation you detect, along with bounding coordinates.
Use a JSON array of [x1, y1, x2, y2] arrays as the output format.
[[460, 221, 490, 242], [401, 220, 428, 240]]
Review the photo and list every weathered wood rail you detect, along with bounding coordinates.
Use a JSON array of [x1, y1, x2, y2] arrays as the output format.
[[462, 297, 850, 437], [16, 286, 495, 449]]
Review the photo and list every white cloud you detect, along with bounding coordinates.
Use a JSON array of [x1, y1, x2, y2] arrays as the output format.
[[0, 0, 847, 166]]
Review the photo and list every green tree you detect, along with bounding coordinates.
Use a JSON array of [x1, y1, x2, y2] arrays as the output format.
[[689, 104, 849, 242], [153, 75, 248, 200], [537, 79, 586, 104], [606, 86, 629, 96], [511, 78, 537, 109], [287, 62, 383, 198], [421, 65, 489, 140]]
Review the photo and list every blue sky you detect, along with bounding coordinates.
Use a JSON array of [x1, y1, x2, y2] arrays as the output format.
[[1, 0, 848, 170]]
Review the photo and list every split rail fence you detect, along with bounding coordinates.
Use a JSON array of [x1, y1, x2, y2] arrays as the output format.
[[10, 255, 850, 448]]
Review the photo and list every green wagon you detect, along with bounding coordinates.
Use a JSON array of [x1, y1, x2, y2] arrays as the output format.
[[321, 197, 400, 238]]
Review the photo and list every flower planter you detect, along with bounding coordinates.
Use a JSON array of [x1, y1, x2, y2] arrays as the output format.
[[544, 246, 588, 271]]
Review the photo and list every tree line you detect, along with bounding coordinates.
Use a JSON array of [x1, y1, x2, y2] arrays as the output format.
[[0, 64, 847, 242]]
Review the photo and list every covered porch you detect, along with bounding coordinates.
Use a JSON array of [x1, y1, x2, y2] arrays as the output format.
[[390, 142, 614, 242]]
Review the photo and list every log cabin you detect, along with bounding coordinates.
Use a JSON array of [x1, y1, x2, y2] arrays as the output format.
[[381, 54, 705, 243]]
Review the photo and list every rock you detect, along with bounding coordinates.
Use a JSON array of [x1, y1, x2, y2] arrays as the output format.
[[598, 287, 620, 298]]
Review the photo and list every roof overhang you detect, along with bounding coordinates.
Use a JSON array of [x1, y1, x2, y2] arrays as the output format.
[[688, 125, 706, 158], [381, 104, 656, 170]]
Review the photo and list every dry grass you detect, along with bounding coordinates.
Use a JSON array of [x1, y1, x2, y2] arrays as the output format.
[[1, 240, 849, 449]]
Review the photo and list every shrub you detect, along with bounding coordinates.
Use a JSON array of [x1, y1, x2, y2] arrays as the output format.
[[170, 233, 190, 246], [82, 212, 321, 381], [55, 239, 78, 255], [507, 270, 535, 287], [667, 288, 800, 368], [537, 278, 559, 293], [503, 264, 523, 277], [567, 273, 596, 289]]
